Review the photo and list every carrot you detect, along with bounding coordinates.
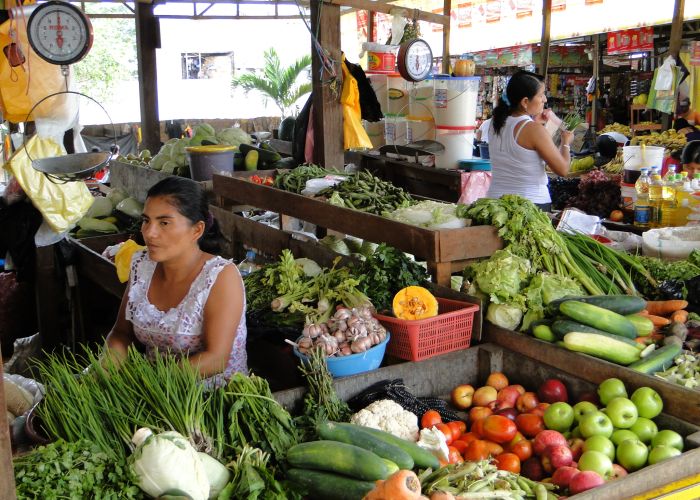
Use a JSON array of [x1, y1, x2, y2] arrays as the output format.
[[645, 314, 671, 327], [670, 309, 689, 324], [644, 300, 689, 316], [639, 310, 649, 316]]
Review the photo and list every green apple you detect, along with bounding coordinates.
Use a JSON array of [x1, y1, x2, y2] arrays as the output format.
[[578, 450, 613, 478], [605, 397, 638, 429], [616, 438, 649, 472], [583, 435, 615, 461], [573, 401, 598, 423], [571, 426, 582, 439], [630, 387, 663, 419], [648, 445, 682, 465], [579, 411, 614, 438], [629, 417, 658, 444], [611, 429, 638, 446], [651, 430, 684, 451], [544, 402, 575, 432], [598, 378, 628, 405]]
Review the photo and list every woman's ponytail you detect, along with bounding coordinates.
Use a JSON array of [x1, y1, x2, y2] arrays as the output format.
[[492, 94, 511, 136]]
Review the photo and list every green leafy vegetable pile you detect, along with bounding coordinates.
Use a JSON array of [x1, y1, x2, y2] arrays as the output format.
[[319, 170, 414, 215], [218, 446, 300, 500], [273, 164, 337, 193]]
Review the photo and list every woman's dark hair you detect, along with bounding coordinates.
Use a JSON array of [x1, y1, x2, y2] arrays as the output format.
[[681, 140, 700, 165], [146, 176, 224, 253], [492, 71, 545, 135]]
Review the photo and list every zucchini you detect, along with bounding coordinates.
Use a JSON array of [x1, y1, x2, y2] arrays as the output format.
[[317, 421, 414, 470], [626, 314, 655, 337], [286, 468, 374, 500], [532, 324, 556, 342], [560, 301, 637, 339], [562, 331, 642, 365], [355, 425, 440, 469], [551, 320, 615, 340], [628, 343, 683, 374], [286, 440, 395, 481], [549, 295, 646, 316]]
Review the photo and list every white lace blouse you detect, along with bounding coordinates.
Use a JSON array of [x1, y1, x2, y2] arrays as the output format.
[[125, 250, 248, 386]]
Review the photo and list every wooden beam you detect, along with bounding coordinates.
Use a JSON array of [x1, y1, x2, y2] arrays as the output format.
[[310, 0, 344, 169], [135, 2, 161, 153], [322, 0, 448, 25], [368, 10, 375, 43], [669, 0, 686, 58], [539, 0, 552, 76], [0, 353, 16, 500], [591, 34, 599, 130], [442, 0, 451, 74]]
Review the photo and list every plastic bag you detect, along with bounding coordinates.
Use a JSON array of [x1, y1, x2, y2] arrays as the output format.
[[458, 171, 492, 205], [654, 56, 675, 91], [301, 175, 347, 196]]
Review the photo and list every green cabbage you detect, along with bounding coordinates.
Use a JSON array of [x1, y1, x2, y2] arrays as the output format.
[[85, 197, 113, 218], [486, 303, 523, 330], [387, 200, 468, 229], [217, 127, 252, 147], [465, 250, 531, 304]]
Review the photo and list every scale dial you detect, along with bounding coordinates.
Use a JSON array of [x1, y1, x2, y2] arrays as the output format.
[[397, 38, 433, 82], [27, 1, 93, 65]]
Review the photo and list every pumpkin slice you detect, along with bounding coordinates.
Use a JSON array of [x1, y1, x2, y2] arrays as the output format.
[[392, 286, 439, 320]]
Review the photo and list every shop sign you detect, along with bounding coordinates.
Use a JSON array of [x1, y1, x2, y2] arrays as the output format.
[[691, 41, 700, 66], [516, 0, 534, 18], [473, 45, 533, 67], [457, 2, 473, 28], [552, 0, 567, 12], [606, 27, 654, 55], [485, 0, 501, 23]]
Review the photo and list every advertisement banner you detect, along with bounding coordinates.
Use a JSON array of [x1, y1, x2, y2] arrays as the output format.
[[552, 0, 567, 12], [457, 2, 473, 28], [607, 27, 654, 55], [485, 0, 501, 23], [516, 0, 534, 18]]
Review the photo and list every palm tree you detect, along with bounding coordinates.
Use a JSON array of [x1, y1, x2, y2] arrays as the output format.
[[232, 48, 312, 117]]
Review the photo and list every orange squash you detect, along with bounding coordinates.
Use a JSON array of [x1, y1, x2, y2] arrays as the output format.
[[392, 286, 439, 321]]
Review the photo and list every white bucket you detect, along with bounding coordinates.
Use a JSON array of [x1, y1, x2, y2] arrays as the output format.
[[622, 145, 665, 171], [385, 116, 408, 146], [408, 80, 434, 120], [433, 76, 480, 128], [406, 117, 435, 143], [435, 127, 475, 169], [367, 73, 388, 114], [363, 119, 385, 148], [387, 74, 409, 116]]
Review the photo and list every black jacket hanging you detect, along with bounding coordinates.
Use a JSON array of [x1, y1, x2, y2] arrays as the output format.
[[343, 57, 384, 123]]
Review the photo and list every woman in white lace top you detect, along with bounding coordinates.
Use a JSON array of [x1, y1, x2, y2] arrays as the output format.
[[106, 177, 247, 386]]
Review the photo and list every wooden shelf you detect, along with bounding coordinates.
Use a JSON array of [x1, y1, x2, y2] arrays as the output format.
[[630, 104, 648, 111]]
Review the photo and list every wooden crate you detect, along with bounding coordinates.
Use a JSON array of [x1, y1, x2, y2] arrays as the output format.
[[484, 325, 700, 423], [273, 343, 700, 499], [212, 171, 503, 286]]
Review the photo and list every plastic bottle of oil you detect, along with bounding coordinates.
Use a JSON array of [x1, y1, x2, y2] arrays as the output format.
[[674, 180, 694, 226], [634, 168, 651, 227], [663, 165, 677, 185], [658, 174, 677, 227], [648, 174, 664, 227]]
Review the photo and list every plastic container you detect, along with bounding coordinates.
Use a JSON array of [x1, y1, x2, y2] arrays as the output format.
[[367, 73, 388, 113], [374, 298, 479, 362], [435, 127, 475, 169], [622, 145, 665, 172], [384, 116, 408, 146], [478, 143, 490, 159], [406, 117, 435, 143], [365, 44, 398, 73], [642, 226, 700, 260], [433, 75, 480, 128], [458, 159, 491, 171], [408, 80, 434, 120], [387, 74, 409, 116], [185, 145, 236, 181], [363, 119, 385, 148], [621, 182, 636, 210], [293, 333, 390, 377]]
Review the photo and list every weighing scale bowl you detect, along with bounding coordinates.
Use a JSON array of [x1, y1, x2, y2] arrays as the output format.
[[31, 151, 112, 183]]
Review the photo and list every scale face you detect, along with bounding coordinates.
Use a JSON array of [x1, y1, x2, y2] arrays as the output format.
[[27, 1, 93, 65], [397, 39, 433, 83]]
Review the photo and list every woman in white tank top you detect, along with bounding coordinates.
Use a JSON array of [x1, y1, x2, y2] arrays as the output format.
[[487, 71, 574, 210]]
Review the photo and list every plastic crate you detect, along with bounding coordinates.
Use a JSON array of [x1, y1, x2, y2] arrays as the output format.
[[374, 298, 479, 362]]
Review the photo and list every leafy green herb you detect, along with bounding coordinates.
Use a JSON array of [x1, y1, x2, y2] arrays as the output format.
[[14, 439, 144, 499], [218, 446, 300, 500]]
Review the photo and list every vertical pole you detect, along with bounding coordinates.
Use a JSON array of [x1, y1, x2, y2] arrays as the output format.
[[591, 34, 599, 129], [0, 352, 16, 500], [368, 11, 375, 43], [669, 0, 686, 59], [310, 0, 344, 169], [540, 0, 552, 76], [135, 2, 161, 154], [442, 0, 451, 74]]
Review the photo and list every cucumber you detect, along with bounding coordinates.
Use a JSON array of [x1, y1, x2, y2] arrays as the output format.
[[562, 331, 642, 365], [317, 421, 414, 470], [532, 324, 556, 342], [628, 343, 683, 374], [286, 440, 394, 481], [548, 295, 646, 316], [286, 468, 374, 500], [626, 314, 655, 337], [560, 301, 637, 339], [355, 425, 440, 469], [551, 320, 615, 340]]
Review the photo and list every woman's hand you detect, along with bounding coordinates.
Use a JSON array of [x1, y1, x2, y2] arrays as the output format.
[[560, 129, 574, 146]]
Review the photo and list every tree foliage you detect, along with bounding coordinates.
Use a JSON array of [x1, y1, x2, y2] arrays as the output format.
[[231, 48, 311, 117]]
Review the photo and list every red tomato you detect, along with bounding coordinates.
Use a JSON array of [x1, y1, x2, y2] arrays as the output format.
[[451, 439, 469, 455], [459, 432, 479, 446], [515, 413, 545, 438], [421, 410, 442, 429], [447, 446, 464, 464], [482, 415, 518, 444], [495, 452, 521, 473], [447, 421, 465, 440], [463, 439, 490, 461], [435, 423, 454, 445], [511, 439, 533, 462], [483, 440, 504, 457], [471, 418, 485, 438]]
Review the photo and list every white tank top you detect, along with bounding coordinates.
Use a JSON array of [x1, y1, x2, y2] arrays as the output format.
[[487, 115, 551, 204]]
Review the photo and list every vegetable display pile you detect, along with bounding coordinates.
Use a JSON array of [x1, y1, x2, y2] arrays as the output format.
[[318, 170, 414, 215], [630, 128, 686, 152], [598, 123, 631, 137], [73, 189, 142, 238], [566, 169, 622, 218], [273, 164, 338, 193], [387, 200, 469, 229], [547, 176, 581, 211]]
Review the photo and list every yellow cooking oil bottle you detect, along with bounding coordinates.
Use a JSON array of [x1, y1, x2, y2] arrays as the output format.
[[674, 176, 695, 226], [648, 173, 665, 227]]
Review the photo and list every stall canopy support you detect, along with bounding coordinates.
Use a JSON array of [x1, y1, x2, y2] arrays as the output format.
[[669, 0, 686, 58], [539, 0, 552, 76], [136, 1, 161, 154], [442, 0, 451, 74]]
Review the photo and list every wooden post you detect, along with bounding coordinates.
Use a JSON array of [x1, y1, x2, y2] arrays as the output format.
[[135, 2, 161, 154], [310, 0, 344, 169], [0, 352, 16, 499], [368, 11, 375, 43], [35, 245, 62, 352], [442, 0, 452, 74], [669, 0, 686, 58], [591, 34, 599, 130], [539, 0, 552, 76]]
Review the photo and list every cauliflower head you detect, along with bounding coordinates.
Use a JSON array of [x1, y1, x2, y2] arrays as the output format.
[[350, 399, 419, 441]]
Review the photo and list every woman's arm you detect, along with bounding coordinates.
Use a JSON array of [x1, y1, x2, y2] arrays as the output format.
[[105, 284, 136, 363], [189, 264, 244, 377], [520, 122, 574, 176]]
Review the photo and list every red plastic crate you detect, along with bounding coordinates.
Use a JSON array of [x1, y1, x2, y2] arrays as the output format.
[[374, 297, 480, 362]]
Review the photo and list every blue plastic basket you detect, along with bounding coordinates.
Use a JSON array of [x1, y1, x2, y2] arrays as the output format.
[[293, 333, 390, 378]]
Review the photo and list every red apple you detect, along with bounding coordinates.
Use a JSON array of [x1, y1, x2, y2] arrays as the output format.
[[567, 437, 585, 462], [511, 384, 526, 395], [552, 466, 579, 489], [521, 457, 545, 481], [516, 392, 540, 413], [451, 384, 475, 410], [611, 463, 628, 480], [540, 454, 554, 474], [495, 385, 522, 410], [538, 379, 569, 404], [495, 407, 518, 421], [469, 406, 492, 423], [530, 402, 551, 417], [473, 386, 498, 407], [569, 470, 605, 494], [533, 430, 568, 456], [577, 391, 601, 406], [545, 444, 574, 469]]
